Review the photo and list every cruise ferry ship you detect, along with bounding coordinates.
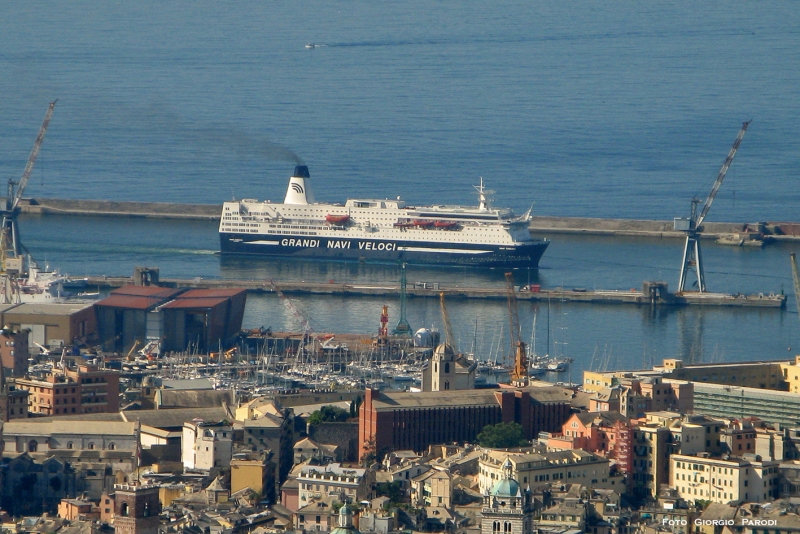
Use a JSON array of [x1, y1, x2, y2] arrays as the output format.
[[219, 166, 549, 268]]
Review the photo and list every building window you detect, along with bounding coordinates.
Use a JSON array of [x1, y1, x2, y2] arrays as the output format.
[[108, 442, 116, 450], [67, 442, 73, 449], [121, 503, 129, 517], [88, 442, 95, 450], [28, 440, 37, 453]]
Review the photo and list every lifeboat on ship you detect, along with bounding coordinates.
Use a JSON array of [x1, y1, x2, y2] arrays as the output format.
[[412, 219, 434, 227], [394, 221, 414, 228], [433, 220, 459, 229], [326, 214, 350, 225]]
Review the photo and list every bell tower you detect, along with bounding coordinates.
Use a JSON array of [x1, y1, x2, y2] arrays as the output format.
[[113, 484, 161, 534]]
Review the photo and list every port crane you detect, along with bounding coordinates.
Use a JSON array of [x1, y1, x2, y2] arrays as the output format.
[[439, 292, 457, 353], [505, 271, 529, 383], [392, 263, 412, 336], [1, 100, 57, 271], [675, 121, 750, 293]]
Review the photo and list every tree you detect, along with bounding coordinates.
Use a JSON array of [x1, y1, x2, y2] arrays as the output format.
[[308, 405, 349, 425], [476, 422, 528, 448], [376, 481, 404, 504], [360, 436, 377, 467]]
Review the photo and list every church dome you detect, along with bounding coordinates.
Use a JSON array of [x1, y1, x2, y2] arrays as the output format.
[[490, 458, 520, 498], [490, 478, 520, 498], [330, 504, 361, 534]]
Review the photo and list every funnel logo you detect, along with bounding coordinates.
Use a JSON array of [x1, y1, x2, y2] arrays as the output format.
[[291, 183, 304, 194]]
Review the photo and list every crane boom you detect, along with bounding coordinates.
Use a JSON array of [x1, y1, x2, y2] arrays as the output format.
[[696, 120, 750, 228], [505, 272, 528, 383], [7, 100, 57, 212], [439, 292, 457, 352], [677, 121, 750, 294]]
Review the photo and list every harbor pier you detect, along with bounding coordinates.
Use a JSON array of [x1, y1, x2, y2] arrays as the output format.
[[84, 275, 787, 309]]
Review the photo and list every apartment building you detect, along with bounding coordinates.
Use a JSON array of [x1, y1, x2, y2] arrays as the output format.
[[15, 363, 119, 416], [181, 420, 233, 471], [478, 449, 622, 494], [297, 463, 371, 507], [670, 453, 779, 504]]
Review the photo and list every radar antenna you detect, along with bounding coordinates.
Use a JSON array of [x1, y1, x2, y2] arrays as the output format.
[[474, 177, 495, 211]]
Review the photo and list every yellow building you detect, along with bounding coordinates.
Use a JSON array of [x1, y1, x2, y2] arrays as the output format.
[[780, 356, 800, 393], [670, 453, 779, 504], [231, 452, 275, 500]]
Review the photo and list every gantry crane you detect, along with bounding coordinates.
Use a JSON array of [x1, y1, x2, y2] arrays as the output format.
[[676, 121, 750, 293], [1, 100, 57, 271], [439, 292, 457, 353], [392, 263, 412, 335], [505, 272, 529, 383]]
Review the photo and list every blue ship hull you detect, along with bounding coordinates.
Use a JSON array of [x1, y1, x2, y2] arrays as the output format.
[[219, 233, 548, 268]]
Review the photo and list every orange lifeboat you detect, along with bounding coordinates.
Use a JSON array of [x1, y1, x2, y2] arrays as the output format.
[[326, 214, 350, 224], [412, 219, 434, 227], [434, 220, 458, 229]]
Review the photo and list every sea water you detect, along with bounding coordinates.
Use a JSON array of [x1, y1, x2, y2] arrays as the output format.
[[2, 1, 800, 376]]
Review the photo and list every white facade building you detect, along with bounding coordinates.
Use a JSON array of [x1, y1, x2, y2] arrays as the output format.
[[182, 421, 232, 471]]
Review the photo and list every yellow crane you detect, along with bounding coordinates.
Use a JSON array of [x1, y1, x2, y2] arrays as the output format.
[[506, 272, 529, 383], [439, 292, 457, 353]]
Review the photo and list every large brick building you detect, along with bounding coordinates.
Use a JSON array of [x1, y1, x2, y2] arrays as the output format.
[[358, 384, 572, 459]]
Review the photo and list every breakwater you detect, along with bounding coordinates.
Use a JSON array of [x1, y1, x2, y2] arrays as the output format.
[[17, 197, 800, 240]]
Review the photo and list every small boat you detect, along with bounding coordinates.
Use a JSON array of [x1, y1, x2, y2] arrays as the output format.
[[546, 357, 573, 373], [433, 220, 459, 229], [394, 221, 414, 228], [412, 220, 434, 227], [326, 214, 350, 224]]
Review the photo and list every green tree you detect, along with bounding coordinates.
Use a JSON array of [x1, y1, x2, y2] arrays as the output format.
[[376, 481, 404, 504], [308, 405, 349, 425], [476, 422, 528, 448]]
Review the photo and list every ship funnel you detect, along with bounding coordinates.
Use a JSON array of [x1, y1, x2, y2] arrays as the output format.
[[284, 165, 315, 205]]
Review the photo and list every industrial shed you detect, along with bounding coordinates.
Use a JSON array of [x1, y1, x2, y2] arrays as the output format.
[[160, 289, 247, 353], [2, 302, 97, 350], [94, 286, 183, 352]]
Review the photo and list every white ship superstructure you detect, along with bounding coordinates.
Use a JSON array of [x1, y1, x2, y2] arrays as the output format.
[[219, 166, 548, 268]]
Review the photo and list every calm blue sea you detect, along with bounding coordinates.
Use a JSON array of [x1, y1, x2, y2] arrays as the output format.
[[2, 1, 800, 375]]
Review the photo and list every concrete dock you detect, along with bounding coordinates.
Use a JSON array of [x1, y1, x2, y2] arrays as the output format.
[[84, 276, 786, 309], [17, 197, 800, 240]]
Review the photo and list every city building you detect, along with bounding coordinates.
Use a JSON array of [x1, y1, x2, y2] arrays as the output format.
[[181, 420, 233, 471], [478, 449, 622, 494], [230, 451, 276, 502], [359, 385, 572, 458], [421, 343, 476, 391], [15, 362, 120, 416], [113, 483, 161, 534], [0, 327, 29, 377], [2, 420, 137, 454], [410, 469, 452, 508], [670, 453, 780, 504], [297, 463, 371, 507], [0, 364, 29, 421], [3, 302, 97, 351]]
